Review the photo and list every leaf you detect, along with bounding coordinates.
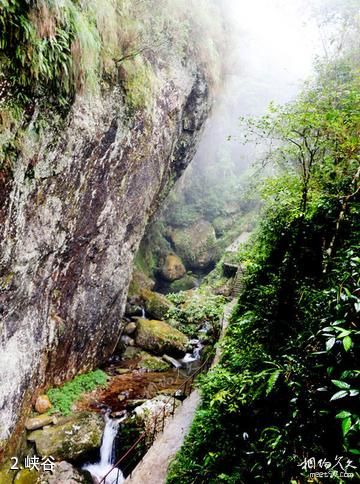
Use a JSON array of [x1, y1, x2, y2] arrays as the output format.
[[330, 390, 348, 401], [326, 338, 336, 351], [337, 329, 351, 338], [349, 449, 360, 455], [331, 380, 350, 390], [266, 370, 281, 395], [336, 411, 351, 419], [342, 417, 352, 436], [343, 336, 352, 351], [349, 390, 359, 397]]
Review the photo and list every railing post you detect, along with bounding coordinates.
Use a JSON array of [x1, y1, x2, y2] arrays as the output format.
[[162, 405, 166, 432], [152, 415, 157, 444], [172, 395, 176, 416]]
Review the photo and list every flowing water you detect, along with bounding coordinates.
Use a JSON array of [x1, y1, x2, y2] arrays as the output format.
[[83, 414, 126, 484]]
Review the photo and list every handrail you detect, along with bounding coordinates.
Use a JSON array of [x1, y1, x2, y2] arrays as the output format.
[[99, 356, 211, 483]]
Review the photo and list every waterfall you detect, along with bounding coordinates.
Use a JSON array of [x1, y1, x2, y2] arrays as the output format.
[[141, 306, 146, 318], [83, 414, 125, 484]]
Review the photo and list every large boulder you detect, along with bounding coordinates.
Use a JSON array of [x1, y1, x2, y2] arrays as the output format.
[[135, 351, 171, 372], [135, 319, 188, 357], [27, 412, 104, 461], [160, 254, 186, 281], [134, 395, 181, 439], [170, 220, 219, 270], [128, 270, 155, 297], [38, 461, 91, 483], [169, 274, 198, 292], [141, 289, 174, 320]]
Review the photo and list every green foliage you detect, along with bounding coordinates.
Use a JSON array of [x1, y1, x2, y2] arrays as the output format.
[[47, 369, 108, 415], [167, 57, 360, 483], [166, 290, 226, 337]]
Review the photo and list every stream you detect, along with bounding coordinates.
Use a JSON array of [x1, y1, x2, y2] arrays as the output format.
[[83, 414, 126, 484], [80, 338, 204, 483]]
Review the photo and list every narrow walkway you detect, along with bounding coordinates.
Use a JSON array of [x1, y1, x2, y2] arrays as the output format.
[[125, 299, 236, 484], [125, 390, 200, 484]]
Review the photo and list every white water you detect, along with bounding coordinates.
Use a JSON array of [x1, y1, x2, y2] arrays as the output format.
[[181, 339, 203, 366], [83, 414, 125, 484]]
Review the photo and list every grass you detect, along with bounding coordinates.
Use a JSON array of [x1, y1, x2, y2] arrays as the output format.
[[47, 369, 108, 415]]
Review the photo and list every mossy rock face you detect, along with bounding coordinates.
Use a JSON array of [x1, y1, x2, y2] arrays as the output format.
[[160, 254, 186, 281], [27, 412, 104, 461], [135, 319, 188, 357], [14, 469, 38, 484], [128, 270, 155, 298], [135, 351, 170, 372], [170, 220, 219, 270], [0, 460, 17, 483], [141, 289, 174, 320], [169, 275, 198, 292]]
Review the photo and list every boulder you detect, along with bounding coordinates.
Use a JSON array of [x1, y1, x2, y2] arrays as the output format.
[[170, 220, 219, 270], [135, 351, 171, 372], [169, 274, 198, 292], [38, 461, 91, 483], [14, 469, 38, 484], [141, 289, 174, 320], [135, 319, 188, 357], [25, 414, 54, 431], [124, 322, 137, 335], [27, 412, 104, 461], [128, 270, 155, 297], [134, 395, 181, 438], [120, 335, 135, 346], [160, 254, 186, 281], [121, 346, 143, 360], [35, 395, 52, 414], [0, 461, 16, 484]]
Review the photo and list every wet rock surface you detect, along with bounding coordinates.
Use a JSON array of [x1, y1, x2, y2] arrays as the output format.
[[27, 412, 104, 461]]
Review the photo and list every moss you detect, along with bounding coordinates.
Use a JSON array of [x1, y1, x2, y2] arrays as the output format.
[[141, 289, 174, 320], [169, 275, 197, 292], [14, 469, 38, 484], [121, 57, 155, 112], [136, 352, 171, 372], [0, 460, 17, 484], [135, 318, 188, 356]]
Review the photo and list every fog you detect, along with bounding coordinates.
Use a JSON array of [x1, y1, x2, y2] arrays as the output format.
[[176, 0, 323, 190]]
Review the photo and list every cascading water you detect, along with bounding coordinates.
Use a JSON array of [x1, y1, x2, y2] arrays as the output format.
[[83, 414, 126, 484], [180, 339, 204, 368]]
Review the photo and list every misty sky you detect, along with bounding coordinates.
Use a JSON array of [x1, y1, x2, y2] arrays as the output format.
[[185, 0, 323, 176]]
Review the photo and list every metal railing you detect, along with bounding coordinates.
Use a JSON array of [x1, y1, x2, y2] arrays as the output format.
[[99, 357, 212, 483]]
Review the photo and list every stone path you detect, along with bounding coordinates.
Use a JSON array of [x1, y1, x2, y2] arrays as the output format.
[[125, 390, 200, 484]]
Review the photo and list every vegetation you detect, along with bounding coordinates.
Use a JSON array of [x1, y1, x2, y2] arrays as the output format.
[[167, 290, 226, 337], [0, 0, 223, 174], [167, 54, 360, 483], [47, 369, 108, 415]]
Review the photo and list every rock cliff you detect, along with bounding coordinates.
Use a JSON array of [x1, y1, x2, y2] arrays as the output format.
[[0, 36, 212, 458]]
